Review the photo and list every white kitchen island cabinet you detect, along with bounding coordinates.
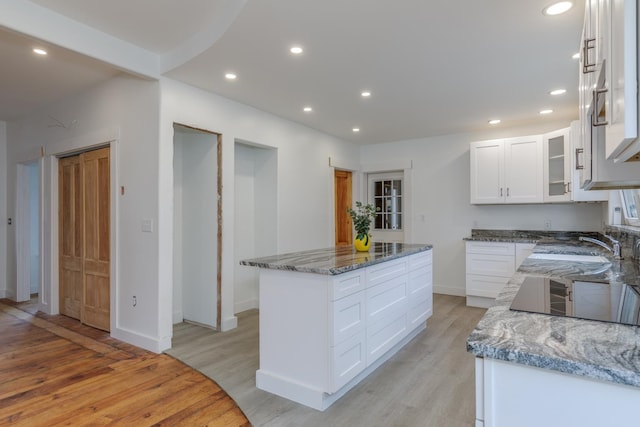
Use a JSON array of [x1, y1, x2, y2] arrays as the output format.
[[240, 242, 433, 411]]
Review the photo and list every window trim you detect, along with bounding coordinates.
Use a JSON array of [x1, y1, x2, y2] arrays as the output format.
[[619, 189, 640, 226]]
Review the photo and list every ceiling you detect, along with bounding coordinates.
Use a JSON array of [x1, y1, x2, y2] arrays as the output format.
[[0, 0, 585, 143]]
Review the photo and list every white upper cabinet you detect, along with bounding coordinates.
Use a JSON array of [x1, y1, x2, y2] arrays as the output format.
[[470, 136, 543, 204], [580, 0, 637, 161], [543, 128, 572, 202], [604, 0, 638, 160]]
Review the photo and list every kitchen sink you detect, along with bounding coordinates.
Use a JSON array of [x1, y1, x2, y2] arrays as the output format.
[[527, 253, 610, 263]]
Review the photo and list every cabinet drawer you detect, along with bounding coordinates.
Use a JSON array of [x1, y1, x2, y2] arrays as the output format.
[[408, 292, 432, 328], [330, 270, 365, 301], [466, 274, 510, 298], [366, 274, 409, 325], [466, 253, 515, 278], [332, 291, 365, 346], [366, 258, 408, 288], [409, 251, 432, 270], [466, 241, 515, 256], [366, 311, 407, 366], [331, 330, 366, 392], [409, 264, 432, 295]]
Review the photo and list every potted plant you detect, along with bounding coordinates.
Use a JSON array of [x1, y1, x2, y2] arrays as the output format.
[[347, 201, 377, 251]]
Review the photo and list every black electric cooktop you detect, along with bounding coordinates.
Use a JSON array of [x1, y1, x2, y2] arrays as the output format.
[[510, 276, 640, 326]]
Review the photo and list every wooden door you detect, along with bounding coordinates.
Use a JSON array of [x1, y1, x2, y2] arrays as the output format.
[[81, 147, 110, 331], [334, 170, 352, 246], [59, 155, 83, 320], [58, 147, 110, 331]]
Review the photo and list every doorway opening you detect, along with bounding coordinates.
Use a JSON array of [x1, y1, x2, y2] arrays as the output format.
[[334, 170, 353, 246], [173, 124, 222, 329], [16, 161, 41, 302], [234, 141, 277, 315]]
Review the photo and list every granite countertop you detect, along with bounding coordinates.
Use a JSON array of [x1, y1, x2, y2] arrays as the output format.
[[467, 237, 640, 388], [464, 229, 601, 244], [240, 242, 432, 275]]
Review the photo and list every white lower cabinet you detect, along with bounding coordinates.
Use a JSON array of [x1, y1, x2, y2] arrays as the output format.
[[466, 241, 534, 308], [256, 249, 433, 410]]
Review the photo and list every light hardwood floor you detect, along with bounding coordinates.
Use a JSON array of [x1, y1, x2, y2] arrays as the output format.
[[167, 294, 486, 427], [0, 299, 250, 426]]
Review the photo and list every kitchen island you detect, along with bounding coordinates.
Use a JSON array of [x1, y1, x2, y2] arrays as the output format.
[[241, 242, 433, 410], [467, 235, 640, 427]]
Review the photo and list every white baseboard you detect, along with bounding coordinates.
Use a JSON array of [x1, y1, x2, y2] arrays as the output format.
[[433, 283, 465, 297], [234, 298, 258, 314], [111, 326, 171, 354], [0, 289, 16, 300]]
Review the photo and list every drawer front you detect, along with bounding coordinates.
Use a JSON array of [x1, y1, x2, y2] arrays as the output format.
[[332, 291, 365, 346], [366, 258, 408, 288], [409, 251, 432, 271], [408, 292, 432, 328], [366, 275, 409, 325], [409, 264, 432, 295], [330, 270, 365, 301], [331, 330, 366, 392], [366, 311, 407, 366], [466, 274, 509, 298], [466, 241, 515, 256], [466, 253, 515, 277]]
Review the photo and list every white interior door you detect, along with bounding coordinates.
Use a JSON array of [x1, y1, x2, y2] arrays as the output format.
[[367, 172, 405, 243]]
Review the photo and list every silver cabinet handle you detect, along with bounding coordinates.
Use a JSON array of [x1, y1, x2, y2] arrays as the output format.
[[506, 188, 510, 197], [575, 148, 584, 170], [582, 38, 596, 74], [592, 88, 609, 127], [567, 182, 571, 193], [500, 188, 503, 197]]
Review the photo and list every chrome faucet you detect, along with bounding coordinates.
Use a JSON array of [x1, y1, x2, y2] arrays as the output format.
[[579, 235, 623, 260]]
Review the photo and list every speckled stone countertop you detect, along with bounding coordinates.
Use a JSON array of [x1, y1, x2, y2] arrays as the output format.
[[467, 237, 640, 388], [464, 229, 601, 243], [240, 242, 432, 275]]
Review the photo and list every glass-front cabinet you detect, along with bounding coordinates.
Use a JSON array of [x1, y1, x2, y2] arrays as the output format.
[[543, 127, 571, 202]]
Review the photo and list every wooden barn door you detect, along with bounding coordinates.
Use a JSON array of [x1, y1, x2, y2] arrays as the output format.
[[59, 147, 110, 331]]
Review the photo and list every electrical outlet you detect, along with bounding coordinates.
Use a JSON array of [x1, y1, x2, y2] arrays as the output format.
[[544, 220, 552, 230]]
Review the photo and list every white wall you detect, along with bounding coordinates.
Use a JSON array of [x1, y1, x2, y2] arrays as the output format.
[[6, 75, 164, 351], [28, 162, 40, 294], [159, 77, 361, 333], [360, 123, 604, 296], [0, 121, 7, 298]]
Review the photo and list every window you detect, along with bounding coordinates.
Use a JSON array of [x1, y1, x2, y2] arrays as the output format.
[[370, 175, 403, 231], [620, 189, 640, 226]]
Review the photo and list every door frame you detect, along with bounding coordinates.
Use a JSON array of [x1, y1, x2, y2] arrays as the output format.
[[40, 128, 118, 330]]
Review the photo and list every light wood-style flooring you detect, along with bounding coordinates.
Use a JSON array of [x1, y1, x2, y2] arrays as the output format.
[[0, 299, 250, 427], [167, 294, 486, 427]]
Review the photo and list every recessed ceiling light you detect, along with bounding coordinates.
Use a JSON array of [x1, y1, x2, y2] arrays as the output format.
[[33, 48, 47, 55], [543, 2, 573, 16], [225, 73, 237, 80], [572, 52, 580, 59], [303, 106, 313, 112], [550, 89, 567, 96], [488, 119, 501, 125], [290, 46, 303, 54], [352, 127, 360, 133], [540, 109, 554, 115], [361, 91, 371, 98]]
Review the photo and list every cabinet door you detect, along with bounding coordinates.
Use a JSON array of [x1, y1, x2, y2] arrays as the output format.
[[504, 136, 543, 203], [543, 128, 571, 202], [470, 139, 505, 204], [604, 0, 637, 160]]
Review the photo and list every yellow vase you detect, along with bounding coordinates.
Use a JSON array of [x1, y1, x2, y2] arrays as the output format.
[[354, 234, 371, 252]]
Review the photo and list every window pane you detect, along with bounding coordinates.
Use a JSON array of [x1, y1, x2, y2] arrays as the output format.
[[392, 180, 402, 196]]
